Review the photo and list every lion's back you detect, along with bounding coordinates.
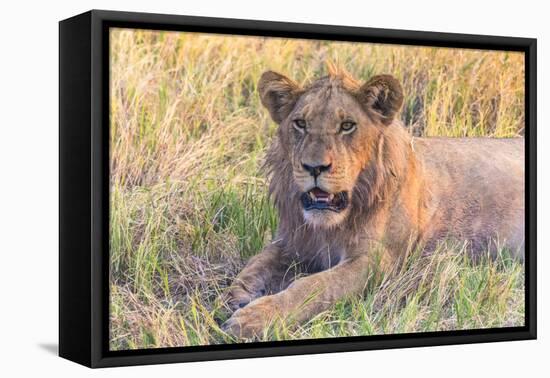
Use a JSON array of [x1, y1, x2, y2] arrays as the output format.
[[414, 137, 525, 258]]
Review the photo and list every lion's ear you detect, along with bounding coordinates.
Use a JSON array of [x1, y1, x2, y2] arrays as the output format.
[[357, 75, 404, 125], [258, 71, 301, 124]]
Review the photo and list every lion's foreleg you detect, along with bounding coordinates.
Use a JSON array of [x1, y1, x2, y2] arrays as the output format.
[[223, 254, 375, 338], [225, 243, 291, 312], [275, 254, 375, 323]]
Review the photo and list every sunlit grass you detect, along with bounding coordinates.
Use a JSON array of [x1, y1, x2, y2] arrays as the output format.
[[108, 28, 525, 350]]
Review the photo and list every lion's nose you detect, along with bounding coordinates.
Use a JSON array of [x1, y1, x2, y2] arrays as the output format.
[[302, 162, 332, 178]]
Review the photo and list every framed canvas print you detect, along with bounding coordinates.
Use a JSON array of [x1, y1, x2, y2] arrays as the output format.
[[59, 10, 537, 368]]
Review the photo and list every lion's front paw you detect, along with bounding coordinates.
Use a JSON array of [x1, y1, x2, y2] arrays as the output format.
[[222, 295, 280, 339], [225, 281, 267, 312]]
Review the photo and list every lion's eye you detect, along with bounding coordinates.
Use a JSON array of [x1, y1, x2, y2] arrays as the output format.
[[293, 119, 307, 133], [340, 121, 357, 134]]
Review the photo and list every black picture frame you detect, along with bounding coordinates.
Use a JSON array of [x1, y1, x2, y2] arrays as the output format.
[[59, 9, 537, 368]]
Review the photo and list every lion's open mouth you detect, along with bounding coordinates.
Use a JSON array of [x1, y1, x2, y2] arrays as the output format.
[[300, 188, 349, 212]]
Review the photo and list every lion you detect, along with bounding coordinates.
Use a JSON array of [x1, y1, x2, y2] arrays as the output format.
[[222, 64, 525, 338]]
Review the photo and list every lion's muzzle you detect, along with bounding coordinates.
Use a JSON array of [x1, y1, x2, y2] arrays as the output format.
[[300, 188, 349, 212]]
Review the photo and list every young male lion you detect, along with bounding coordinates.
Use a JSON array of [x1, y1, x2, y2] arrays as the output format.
[[222, 65, 524, 338]]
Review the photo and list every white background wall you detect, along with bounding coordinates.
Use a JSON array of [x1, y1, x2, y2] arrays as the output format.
[[0, 0, 546, 376]]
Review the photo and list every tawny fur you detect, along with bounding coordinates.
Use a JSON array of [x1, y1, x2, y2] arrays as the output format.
[[223, 67, 524, 338]]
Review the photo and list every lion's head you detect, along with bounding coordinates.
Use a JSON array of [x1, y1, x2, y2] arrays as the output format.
[[259, 65, 404, 228]]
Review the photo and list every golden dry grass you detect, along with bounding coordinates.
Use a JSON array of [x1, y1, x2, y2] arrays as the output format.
[[109, 28, 525, 350]]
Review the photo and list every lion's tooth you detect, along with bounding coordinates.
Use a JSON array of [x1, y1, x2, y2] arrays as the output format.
[[328, 193, 334, 201]]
